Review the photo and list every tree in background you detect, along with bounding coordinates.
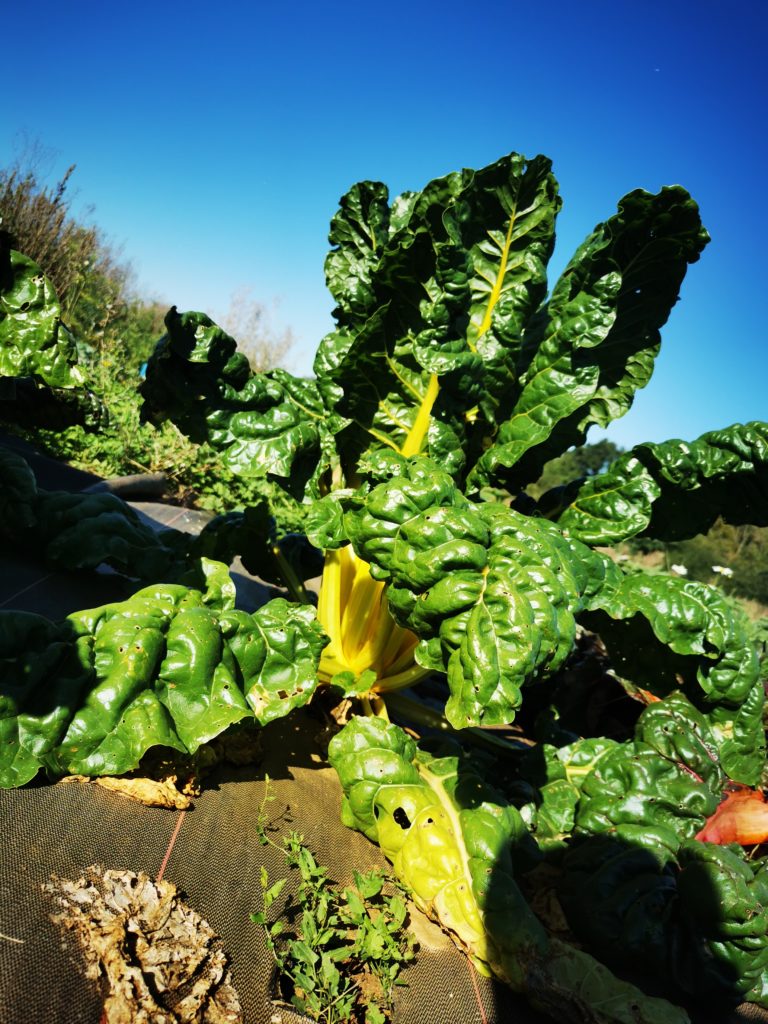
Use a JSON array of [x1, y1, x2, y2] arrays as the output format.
[[529, 438, 623, 499], [217, 285, 294, 372]]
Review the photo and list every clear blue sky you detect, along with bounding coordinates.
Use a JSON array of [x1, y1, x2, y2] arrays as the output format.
[[3, 0, 765, 449]]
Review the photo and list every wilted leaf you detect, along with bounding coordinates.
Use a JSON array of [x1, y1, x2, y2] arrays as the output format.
[[696, 788, 768, 846]]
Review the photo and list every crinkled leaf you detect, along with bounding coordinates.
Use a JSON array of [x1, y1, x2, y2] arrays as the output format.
[[323, 180, 392, 327], [676, 842, 768, 1001], [314, 152, 559, 481], [0, 445, 38, 534], [220, 599, 327, 725], [0, 571, 325, 786], [0, 450, 187, 580], [532, 779, 581, 847], [532, 936, 690, 1024], [191, 504, 322, 589], [557, 823, 768, 1007], [0, 242, 85, 388], [328, 714, 547, 986], [634, 692, 722, 789], [562, 833, 768, 1008], [344, 457, 619, 727], [583, 572, 764, 782], [575, 741, 720, 841], [139, 157, 709, 508], [559, 825, 679, 964], [330, 716, 690, 1023], [708, 676, 767, 786], [568, 695, 726, 841], [557, 422, 768, 544], [556, 737, 622, 786], [141, 308, 334, 499], [303, 492, 353, 550], [469, 186, 709, 491], [175, 556, 237, 611], [29, 489, 188, 580], [0, 612, 94, 787]]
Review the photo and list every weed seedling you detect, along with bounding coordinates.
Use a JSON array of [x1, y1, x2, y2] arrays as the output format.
[[251, 780, 416, 1023]]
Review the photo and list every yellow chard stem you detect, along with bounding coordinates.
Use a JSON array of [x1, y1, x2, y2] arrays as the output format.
[[341, 556, 382, 665], [372, 662, 432, 694], [361, 693, 390, 719], [355, 589, 397, 674], [385, 632, 421, 677], [399, 213, 516, 455], [317, 543, 427, 699], [471, 211, 517, 349], [317, 549, 344, 680], [401, 373, 439, 457]]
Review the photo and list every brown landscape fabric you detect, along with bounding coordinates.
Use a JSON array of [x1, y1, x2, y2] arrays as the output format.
[[1, 441, 766, 1024], [0, 710, 526, 1024]]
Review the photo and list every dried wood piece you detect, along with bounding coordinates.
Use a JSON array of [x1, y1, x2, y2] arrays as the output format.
[[44, 866, 242, 1024]]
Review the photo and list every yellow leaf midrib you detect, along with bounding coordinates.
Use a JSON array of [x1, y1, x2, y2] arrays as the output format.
[[370, 206, 520, 458]]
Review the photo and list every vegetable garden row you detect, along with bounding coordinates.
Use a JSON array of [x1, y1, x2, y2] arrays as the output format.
[[2, 150, 768, 1023]]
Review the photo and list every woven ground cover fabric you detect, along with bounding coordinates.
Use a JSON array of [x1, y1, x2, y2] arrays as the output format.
[[0, 709, 534, 1024]]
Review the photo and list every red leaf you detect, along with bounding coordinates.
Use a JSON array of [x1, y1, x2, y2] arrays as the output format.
[[695, 788, 768, 845]]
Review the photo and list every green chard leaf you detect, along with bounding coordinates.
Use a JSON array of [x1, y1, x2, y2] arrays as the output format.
[[219, 599, 327, 725], [343, 456, 620, 727], [469, 186, 708, 491], [0, 612, 94, 788], [328, 714, 548, 986], [676, 842, 768, 1003], [557, 421, 768, 544], [139, 156, 710, 507], [141, 308, 335, 498], [575, 741, 720, 840], [33, 489, 189, 580], [559, 827, 768, 1007], [1, 450, 188, 580], [0, 565, 326, 786], [314, 152, 560, 483], [567, 693, 737, 847], [0, 241, 85, 389], [516, 738, 620, 849], [330, 716, 691, 1024], [0, 445, 38, 534], [582, 572, 764, 783], [190, 503, 323, 596], [554, 694, 765, 1007]]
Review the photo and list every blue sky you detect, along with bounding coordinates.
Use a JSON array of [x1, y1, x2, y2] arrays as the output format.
[[3, 0, 765, 449]]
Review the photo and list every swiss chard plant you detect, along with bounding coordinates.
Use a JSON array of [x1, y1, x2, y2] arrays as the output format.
[[2, 150, 768, 1022]]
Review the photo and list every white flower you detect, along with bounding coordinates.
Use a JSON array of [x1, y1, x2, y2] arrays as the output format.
[[670, 564, 688, 576], [712, 565, 734, 577]]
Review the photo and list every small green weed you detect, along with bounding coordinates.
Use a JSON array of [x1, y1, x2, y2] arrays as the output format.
[[251, 782, 417, 1024]]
